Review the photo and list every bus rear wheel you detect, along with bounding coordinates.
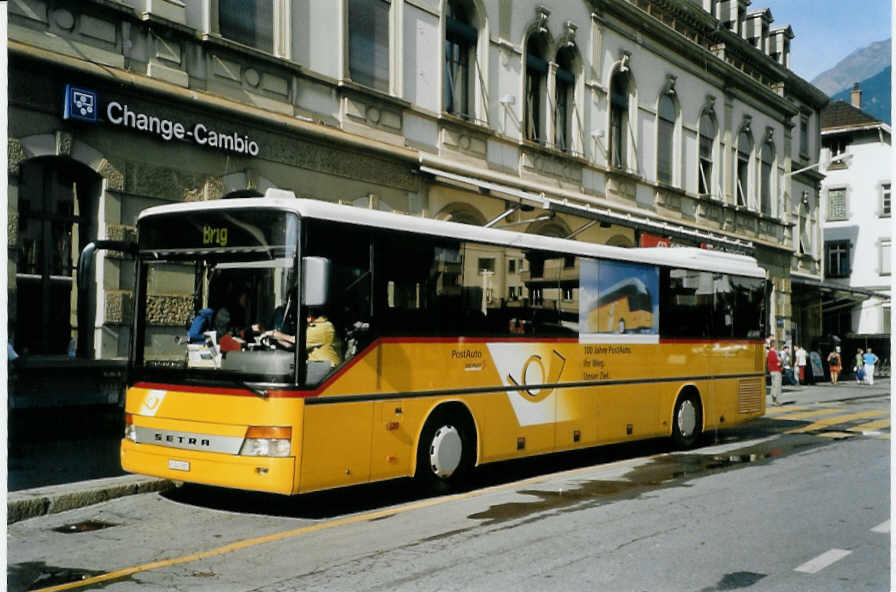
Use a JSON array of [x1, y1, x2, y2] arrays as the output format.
[[415, 409, 474, 494], [671, 392, 702, 449]]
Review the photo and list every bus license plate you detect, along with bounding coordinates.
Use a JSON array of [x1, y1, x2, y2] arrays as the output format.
[[168, 459, 190, 472]]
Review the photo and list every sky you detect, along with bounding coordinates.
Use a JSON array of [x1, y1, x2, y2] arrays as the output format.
[[759, 0, 891, 81]]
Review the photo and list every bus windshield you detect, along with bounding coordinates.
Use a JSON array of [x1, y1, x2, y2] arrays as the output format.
[[135, 210, 299, 384]]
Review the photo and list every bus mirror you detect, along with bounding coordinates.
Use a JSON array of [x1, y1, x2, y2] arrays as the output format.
[[302, 257, 331, 307], [78, 240, 137, 289]]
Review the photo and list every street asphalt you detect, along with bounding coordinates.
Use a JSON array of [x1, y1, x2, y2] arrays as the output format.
[[6, 378, 891, 524]]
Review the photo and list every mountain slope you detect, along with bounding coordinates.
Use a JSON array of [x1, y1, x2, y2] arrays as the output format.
[[811, 38, 890, 95], [830, 66, 891, 124]]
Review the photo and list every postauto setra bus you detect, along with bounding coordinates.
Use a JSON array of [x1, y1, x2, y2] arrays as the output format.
[[117, 189, 767, 495]]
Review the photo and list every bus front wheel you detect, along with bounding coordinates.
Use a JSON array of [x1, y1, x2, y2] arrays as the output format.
[[671, 392, 702, 449], [415, 409, 475, 493]]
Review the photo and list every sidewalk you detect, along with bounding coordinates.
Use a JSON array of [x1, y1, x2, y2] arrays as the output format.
[[8, 405, 175, 524], [7, 381, 890, 524], [771, 378, 891, 407]]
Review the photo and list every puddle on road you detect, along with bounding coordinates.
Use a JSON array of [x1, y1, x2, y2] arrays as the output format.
[[468, 439, 820, 526], [699, 571, 767, 591], [7, 561, 132, 592], [52, 520, 119, 534]]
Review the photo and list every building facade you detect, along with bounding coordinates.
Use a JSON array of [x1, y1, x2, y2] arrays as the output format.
[[7, 0, 827, 405], [819, 86, 892, 364]]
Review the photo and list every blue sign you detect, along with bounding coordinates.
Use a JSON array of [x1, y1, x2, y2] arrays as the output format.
[[63, 85, 98, 122]]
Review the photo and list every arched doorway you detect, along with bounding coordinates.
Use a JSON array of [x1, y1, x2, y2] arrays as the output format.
[[15, 157, 101, 356]]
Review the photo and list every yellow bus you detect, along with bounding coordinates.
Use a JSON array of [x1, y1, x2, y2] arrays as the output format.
[[96, 190, 767, 495]]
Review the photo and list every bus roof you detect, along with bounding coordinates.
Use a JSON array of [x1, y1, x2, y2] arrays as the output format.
[[138, 193, 767, 279]]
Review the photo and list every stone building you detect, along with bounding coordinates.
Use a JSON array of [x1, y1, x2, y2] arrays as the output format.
[[7, 0, 827, 405]]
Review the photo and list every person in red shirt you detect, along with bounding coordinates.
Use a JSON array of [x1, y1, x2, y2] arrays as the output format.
[[767, 338, 782, 406]]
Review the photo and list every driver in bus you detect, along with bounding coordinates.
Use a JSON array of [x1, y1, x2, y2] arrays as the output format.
[[213, 284, 261, 352]]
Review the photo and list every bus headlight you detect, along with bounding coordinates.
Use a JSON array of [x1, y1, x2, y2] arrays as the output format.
[[239, 426, 292, 457], [124, 413, 137, 442]]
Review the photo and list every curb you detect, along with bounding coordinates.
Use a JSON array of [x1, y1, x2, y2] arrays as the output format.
[[8, 475, 175, 524]]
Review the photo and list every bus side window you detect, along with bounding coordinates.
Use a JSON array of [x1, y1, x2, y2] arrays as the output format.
[[661, 268, 712, 339], [380, 236, 462, 337], [514, 251, 574, 338]]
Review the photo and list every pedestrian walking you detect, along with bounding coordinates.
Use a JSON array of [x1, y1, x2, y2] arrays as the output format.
[[767, 338, 782, 406], [795, 345, 808, 385], [781, 345, 796, 385], [862, 348, 879, 385], [827, 346, 842, 385], [855, 348, 864, 383]]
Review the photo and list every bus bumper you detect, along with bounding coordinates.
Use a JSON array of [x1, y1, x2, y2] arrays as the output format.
[[120, 439, 296, 495]]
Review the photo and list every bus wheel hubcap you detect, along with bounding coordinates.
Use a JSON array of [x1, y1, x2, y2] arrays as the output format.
[[678, 400, 696, 437], [429, 425, 462, 478]]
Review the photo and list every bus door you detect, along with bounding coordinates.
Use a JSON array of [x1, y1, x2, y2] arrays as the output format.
[[298, 220, 375, 491]]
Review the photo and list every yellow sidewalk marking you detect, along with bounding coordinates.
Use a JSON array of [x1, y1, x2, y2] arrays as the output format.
[[847, 418, 891, 433], [785, 410, 889, 434], [771, 408, 845, 421], [764, 405, 807, 415], [816, 431, 856, 439], [29, 449, 648, 592]]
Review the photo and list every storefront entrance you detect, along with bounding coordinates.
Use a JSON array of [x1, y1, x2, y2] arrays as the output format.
[[14, 157, 99, 357]]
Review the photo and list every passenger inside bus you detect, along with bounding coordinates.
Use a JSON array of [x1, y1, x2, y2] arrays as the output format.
[[265, 309, 339, 366]]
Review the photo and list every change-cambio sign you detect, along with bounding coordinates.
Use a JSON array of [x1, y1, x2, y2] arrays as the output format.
[[63, 84, 260, 156]]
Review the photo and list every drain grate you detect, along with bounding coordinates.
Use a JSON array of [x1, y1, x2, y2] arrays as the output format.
[[52, 520, 118, 533], [27, 568, 105, 591]]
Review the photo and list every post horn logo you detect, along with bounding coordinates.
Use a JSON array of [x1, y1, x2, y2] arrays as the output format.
[[506, 350, 566, 402]]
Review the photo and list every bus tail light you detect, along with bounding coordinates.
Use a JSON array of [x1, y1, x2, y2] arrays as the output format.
[[240, 426, 292, 457], [124, 413, 137, 442]]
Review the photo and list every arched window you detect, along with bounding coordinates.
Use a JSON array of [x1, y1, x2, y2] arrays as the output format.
[[444, 1, 477, 120], [736, 128, 753, 207], [698, 111, 716, 196], [554, 46, 576, 152], [525, 33, 549, 143], [609, 69, 630, 169], [531, 221, 568, 238], [606, 234, 635, 248], [435, 202, 486, 226], [657, 94, 676, 184], [760, 141, 775, 215]]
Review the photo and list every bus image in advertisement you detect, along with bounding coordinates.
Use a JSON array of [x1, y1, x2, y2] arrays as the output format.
[[107, 190, 768, 496], [581, 260, 658, 336]]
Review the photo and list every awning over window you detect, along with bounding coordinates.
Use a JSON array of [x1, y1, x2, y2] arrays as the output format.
[[791, 276, 890, 313], [420, 165, 755, 253]]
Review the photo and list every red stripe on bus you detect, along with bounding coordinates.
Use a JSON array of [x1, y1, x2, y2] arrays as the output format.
[[659, 338, 763, 344], [132, 382, 317, 398], [133, 336, 760, 399]]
